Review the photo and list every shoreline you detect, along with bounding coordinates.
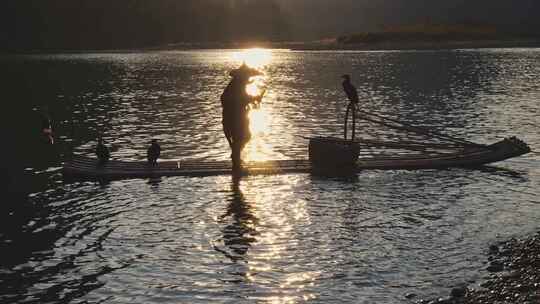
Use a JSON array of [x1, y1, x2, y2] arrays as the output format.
[[419, 231, 540, 304], [2, 39, 540, 55], [286, 39, 540, 51]]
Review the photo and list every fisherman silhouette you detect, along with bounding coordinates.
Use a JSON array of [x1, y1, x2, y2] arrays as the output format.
[[221, 63, 264, 170], [95, 137, 110, 165], [147, 139, 161, 166], [342, 74, 359, 140]]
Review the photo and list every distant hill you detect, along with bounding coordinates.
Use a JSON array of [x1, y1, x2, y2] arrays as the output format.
[[337, 24, 506, 44], [276, 0, 540, 40], [1, 0, 539, 51], [0, 0, 290, 51]]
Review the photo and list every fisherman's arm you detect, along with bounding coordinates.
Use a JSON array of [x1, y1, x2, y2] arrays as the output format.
[[249, 89, 266, 106]]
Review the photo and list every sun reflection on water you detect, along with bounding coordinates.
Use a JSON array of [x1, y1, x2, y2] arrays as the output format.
[[250, 180, 318, 303], [213, 176, 318, 303], [249, 108, 270, 135], [232, 48, 273, 69]]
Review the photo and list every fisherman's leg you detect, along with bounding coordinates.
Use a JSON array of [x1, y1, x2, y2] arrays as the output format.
[[223, 121, 233, 148], [239, 129, 251, 159], [231, 142, 241, 169], [224, 131, 234, 160], [225, 131, 233, 148]]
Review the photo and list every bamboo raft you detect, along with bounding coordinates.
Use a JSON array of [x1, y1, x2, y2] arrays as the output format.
[[63, 137, 530, 180], [63, 106, 532, 180]]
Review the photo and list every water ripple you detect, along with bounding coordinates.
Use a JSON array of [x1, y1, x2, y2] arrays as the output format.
[[1, 49, 540, 303]]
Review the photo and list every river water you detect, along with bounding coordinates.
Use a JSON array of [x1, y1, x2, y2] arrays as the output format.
[[1, 49, 540, 303]]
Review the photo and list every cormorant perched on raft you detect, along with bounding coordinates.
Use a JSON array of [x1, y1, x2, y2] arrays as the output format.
[[342, 74, 359, 104], [147, 139, 161, 166], [342, 74, 359, 140], [95, 138, 110, 165]]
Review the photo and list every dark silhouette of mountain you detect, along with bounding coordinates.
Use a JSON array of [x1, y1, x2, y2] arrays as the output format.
[[1, 0, 290, 50], [1, 0, 538, 50], [279, 0, 540, 39]]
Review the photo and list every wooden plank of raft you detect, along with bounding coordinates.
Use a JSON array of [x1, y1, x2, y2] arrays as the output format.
[[64, 159, 314, 179], [63, 138, 529, 180]]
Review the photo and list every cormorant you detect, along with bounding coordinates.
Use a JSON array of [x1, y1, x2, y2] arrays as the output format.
[[95, 138, 110, 165], [342, 74, 359, 104], [342, 75, 359, 140], [147, 139, 161, 166]]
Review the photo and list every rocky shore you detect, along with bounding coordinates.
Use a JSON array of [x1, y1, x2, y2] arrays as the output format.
[[418, 232, 540, 304]]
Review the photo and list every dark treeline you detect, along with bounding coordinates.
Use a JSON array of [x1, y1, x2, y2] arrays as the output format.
[[277, 0, 540, 40], [2, 0, 539, 51], [1, 0, 290, 50]]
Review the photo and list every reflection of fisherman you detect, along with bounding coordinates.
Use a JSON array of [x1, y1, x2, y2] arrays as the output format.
[[215, 175, 259, 262], [342, 74, 359, 140], [221, 63, 264, 170]]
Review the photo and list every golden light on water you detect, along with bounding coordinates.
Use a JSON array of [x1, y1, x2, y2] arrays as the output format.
[[210, 175, 317, 303], [249, 108, 270, 134], [232, 48, 273, 69], [244, 178, 318, 303], [245, 88, 272, 161], [244, 102, 276, 162]]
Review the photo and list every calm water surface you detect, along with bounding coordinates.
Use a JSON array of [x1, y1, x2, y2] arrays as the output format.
[[1, 49, 540, 303]]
